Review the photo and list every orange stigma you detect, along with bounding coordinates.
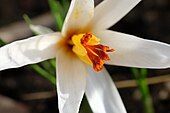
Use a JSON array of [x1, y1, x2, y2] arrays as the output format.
[[81, 33, 114, 71], [72, 32, 114, 72]]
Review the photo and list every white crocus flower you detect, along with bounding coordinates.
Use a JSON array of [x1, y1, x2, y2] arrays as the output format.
[[0, 0, 170, 113]]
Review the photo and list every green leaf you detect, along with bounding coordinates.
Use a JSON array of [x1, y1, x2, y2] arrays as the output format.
[[41, 60, 56, 76], [30, 64, 56, 85], [61, 0, 70, 14], [0, 38, 5, 46], [49, 59, 56, 68], [131, 68, 154, 113], [23, 14, 32, 25], [140, 68, 148, 78], [131, 68, 140, 78], [48, 0, 64, 30]]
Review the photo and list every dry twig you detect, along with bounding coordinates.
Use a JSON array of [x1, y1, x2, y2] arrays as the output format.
[[22, 74, 170, 100]]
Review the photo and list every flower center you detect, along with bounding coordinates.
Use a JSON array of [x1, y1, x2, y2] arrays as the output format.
[[71, 33, 114, 72]]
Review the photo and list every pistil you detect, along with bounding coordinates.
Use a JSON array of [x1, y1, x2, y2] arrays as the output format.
[[72, 33, 114, 71]]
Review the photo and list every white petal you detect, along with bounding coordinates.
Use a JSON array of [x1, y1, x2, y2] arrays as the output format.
[[86, 67, 126, 113], [30, 25, 54, 35], [92, 0, 141, 31], [0, 32, 61, 71], [95, 30, 170, 68], [62, 0, 94, 37], [56, 50, 87, 113]]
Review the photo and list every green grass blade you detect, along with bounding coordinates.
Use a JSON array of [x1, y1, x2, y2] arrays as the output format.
[[48, 0, 64, 30], [131, 68, 154, 113], [30, 64, 56, 85], [0, 39, 5, 46]]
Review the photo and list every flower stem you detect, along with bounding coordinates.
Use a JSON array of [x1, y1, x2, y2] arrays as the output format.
[[131, 68, 155, 113]]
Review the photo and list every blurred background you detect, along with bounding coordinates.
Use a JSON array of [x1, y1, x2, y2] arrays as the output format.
[[0, 0, 169, 113]]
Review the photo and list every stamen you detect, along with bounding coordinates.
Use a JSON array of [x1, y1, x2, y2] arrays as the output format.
[[81, 33, 114, 72], [81, 33, 92, 45], [71, 32, 114, 72]]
